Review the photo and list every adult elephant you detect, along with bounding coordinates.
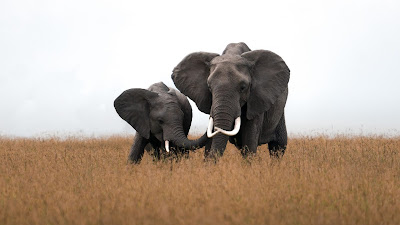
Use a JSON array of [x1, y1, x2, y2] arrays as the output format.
[[172, 42, 290, 159], [114, 82, 208, 163]]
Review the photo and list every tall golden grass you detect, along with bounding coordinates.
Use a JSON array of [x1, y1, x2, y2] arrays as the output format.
[[1, 135, 399, 225]]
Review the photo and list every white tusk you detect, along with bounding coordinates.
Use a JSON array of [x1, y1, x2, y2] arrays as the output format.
[[165, 140, 170, 153], [214, 117, 241, 136], [207, 117, 220, 138]]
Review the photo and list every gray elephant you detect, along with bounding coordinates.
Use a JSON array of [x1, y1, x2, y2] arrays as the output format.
[[114, 82, 208, 163], [172, 42, 290, 159]]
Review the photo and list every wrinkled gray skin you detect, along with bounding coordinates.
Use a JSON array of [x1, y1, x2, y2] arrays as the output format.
[[172, 43, 290, 159], [114, 82, 208, 163]]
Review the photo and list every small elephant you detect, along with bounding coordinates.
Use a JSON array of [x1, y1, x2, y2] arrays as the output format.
[[114, 82, 208, 163], [172, 42, 290, 159]]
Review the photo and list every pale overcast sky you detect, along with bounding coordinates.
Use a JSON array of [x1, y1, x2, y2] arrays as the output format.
[[1, 0, 399, 137]]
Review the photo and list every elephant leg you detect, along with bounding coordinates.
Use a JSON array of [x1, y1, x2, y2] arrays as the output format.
[[128, 134, 149, 164], [268, 113, 287, 158], [240, 114, 263, 157], [144, 143, 153, 152], [152, 146, 161, 161], [148, 138, 162, 161], [204, 138, 213, 159]]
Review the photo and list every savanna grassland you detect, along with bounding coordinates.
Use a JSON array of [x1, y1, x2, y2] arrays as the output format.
[[1, 135, 399, 225]]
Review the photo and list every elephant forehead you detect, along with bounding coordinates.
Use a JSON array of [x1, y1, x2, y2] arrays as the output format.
[[210, 55, 250, 66], [152, 95, 182, 112], [150, 102, 183, 119], [209, 57, 252, 82]]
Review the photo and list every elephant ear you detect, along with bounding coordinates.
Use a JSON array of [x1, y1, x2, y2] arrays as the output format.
[[171, 52, 219, 114], [242, 50, 290, 120], [114, 88, 158, 139]]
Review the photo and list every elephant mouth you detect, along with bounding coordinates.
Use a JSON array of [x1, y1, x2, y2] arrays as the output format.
[[207, 117, 241, 138]]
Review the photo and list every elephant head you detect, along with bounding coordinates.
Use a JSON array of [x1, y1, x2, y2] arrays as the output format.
[[114, 82, 207, 153], [172, 42, 289, 156]]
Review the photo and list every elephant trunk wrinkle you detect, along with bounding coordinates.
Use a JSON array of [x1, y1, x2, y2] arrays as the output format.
[[164, 123, 183, 140], [212, 107, 237, 131], [212, 101, 237, 118], [211, 91, 239, 119]]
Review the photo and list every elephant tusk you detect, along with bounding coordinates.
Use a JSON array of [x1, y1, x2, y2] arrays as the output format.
[[207, 117, 220, 138], [165, 140, 170, 153], [214, 117, 241, 136]]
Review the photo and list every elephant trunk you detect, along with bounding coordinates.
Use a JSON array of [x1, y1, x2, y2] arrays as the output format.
[[209, 114, 233, 156], [208, 91, 241, 157], [168, 127, 208, 151]]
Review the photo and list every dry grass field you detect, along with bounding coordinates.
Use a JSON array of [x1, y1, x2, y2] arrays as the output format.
[[1, 135, 399, 225]]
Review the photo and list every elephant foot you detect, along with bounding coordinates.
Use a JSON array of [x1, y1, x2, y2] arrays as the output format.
[[239, 146, 257, 158], [238, 145, 246, 156], [127, 156, 141, 164], [268, 141, 286, 158], [268, 149, 285, 158], [204, 149, 224, 163]]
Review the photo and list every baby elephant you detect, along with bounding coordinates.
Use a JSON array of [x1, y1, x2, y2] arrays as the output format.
[[114, 82, 208, 163]]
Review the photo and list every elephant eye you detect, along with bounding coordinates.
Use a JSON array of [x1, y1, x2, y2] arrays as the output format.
[[158, 118, 164, 124], [239, 82, 248, 93]]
